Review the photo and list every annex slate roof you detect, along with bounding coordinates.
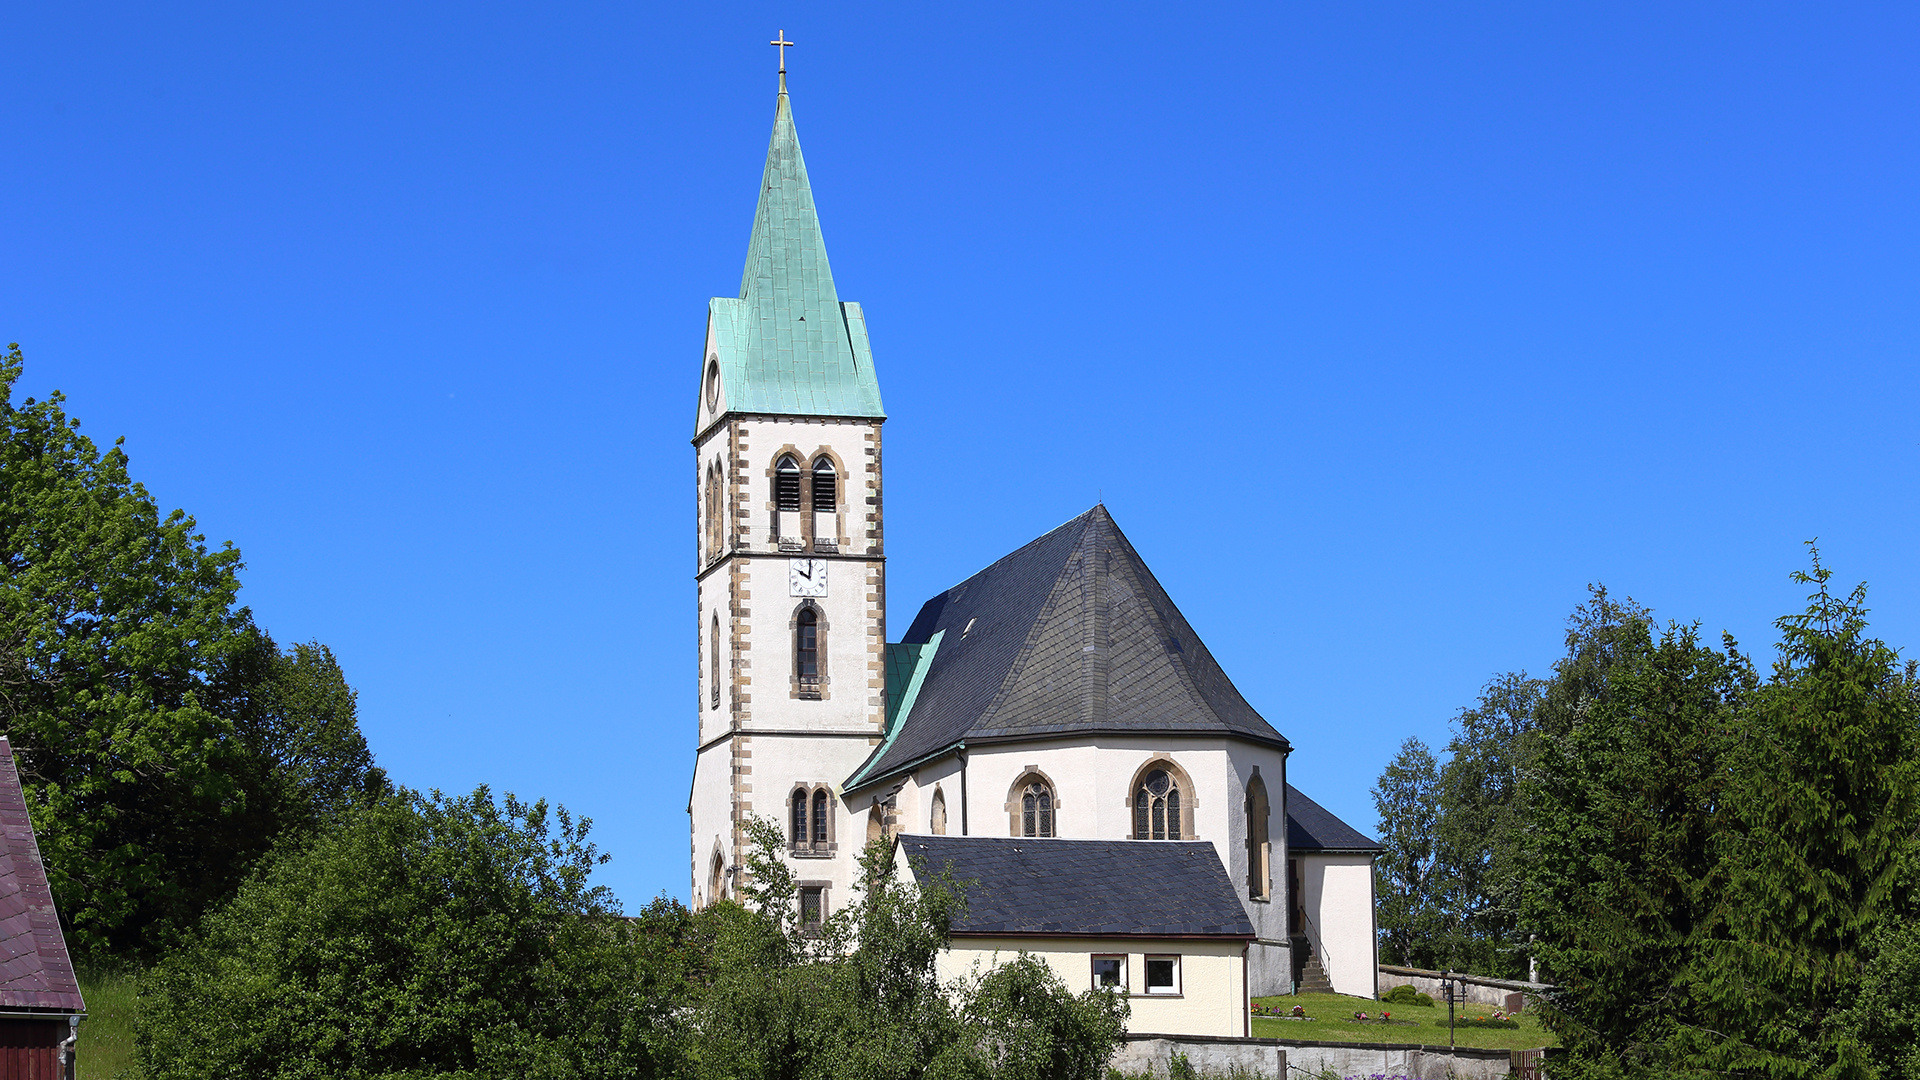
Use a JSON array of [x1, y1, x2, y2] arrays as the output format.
[[0, 738, 85, 1013], [1286, 784, 1381, 853], [701, 84, 884, 431], [899, 835, 1254, 938], [845, 506, 1287, 791]]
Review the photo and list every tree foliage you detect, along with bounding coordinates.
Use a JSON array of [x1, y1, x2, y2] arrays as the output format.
[[1520, 550, 1920, 1079], [139, 787, 693, 1080], [0, 344, 383, 955]]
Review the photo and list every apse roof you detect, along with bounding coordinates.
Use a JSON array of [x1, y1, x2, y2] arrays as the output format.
[[899, 835, 1254, 938], [0, 738, 85, 1013], [846, 506, 1288, 791], [701, 85, 884, 430], [1286, 784, 1381, 853]]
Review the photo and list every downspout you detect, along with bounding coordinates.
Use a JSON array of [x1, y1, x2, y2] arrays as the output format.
[[1242, 942, 1250, 1037], [957, 744, 969, 836]]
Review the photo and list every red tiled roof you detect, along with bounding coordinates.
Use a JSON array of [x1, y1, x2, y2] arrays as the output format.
[[0, 739, 84, 1013]]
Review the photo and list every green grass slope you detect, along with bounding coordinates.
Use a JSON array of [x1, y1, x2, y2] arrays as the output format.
[[1250, 992, 1556, 1051], [77, 967, 137, 1080]]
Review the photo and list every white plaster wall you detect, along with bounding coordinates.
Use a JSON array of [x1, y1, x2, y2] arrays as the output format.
[[689, 744, 736, 907], [1301, 854, 1376, 998], [725, 416, 879, 554], [937, 937, 1247, 1038]]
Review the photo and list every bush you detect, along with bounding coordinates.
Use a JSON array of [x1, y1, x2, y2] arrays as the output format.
[[138, 787, 695, 1080], [1380, 984, 1434, 1007]]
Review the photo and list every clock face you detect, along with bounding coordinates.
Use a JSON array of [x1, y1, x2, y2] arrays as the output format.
[[788, 558, 828, 597]]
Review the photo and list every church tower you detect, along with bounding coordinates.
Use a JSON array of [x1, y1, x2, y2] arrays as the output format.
[[689, 70, 888, 913]]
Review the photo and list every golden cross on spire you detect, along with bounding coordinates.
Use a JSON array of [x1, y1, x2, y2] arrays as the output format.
[[770, 30, 794, 75]]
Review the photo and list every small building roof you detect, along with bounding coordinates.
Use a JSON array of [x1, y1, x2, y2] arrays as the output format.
[[847, 506, 1288, 791], [0, 738, 85, 1013], [898, 835, 1255, 939], [1286, 784, 1381, 854]]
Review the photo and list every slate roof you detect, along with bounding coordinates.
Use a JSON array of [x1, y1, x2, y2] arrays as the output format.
[[900, 835, 1255, 938], [701, 84, 884, 431], [1286, 784, 1381, 853], [845, 506, 1288, 790], [0, 739, 84, 1013]]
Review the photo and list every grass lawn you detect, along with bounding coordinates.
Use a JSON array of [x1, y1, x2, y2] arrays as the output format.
[[76, 967, 137, 1080], [1250, 992, 1557, 1052]]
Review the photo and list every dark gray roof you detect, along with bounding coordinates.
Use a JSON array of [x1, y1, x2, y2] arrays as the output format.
[[1286, 785, 1381, 853], [846, 506, 1287, 790], [900, 835, 1254, 938]]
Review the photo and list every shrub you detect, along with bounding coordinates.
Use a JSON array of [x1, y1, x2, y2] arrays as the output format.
[[1380, 984, 1434, 1007]]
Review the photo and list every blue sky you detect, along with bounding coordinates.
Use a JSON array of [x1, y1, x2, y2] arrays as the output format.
[[5, 3, 1917, 907]]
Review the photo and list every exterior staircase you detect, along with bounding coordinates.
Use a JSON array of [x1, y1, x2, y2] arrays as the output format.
[[1297, 955, 1333, 994]]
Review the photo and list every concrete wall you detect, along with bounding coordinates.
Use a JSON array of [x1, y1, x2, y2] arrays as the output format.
[[1299, 854, 1375, 998], [1110, 1035, 1522, 1080], [938, 937, 1248, 1039]]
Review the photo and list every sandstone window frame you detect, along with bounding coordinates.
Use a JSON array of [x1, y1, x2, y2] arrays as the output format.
[[789, 784, 837, 858], [1127, 757, 1198, 841], [1245, 769, 1272, 900], [1004, 768, 1062, 838], [791, 601, 828, 700]]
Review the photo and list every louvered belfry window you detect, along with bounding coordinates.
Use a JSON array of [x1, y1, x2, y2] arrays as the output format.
[[811, 458, 837, 512], [775, 456, 802, 512], [1135, 769, 1181, 840], [1022, 783, 1055, 838]]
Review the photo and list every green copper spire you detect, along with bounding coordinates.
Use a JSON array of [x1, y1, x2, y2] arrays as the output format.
[[700, 83, 885, 430]]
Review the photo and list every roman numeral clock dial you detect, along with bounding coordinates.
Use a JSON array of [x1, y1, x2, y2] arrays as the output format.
[[788, 558, 828, 597]]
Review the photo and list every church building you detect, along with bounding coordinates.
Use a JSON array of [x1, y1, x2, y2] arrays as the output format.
[[688, 67, 1380, 1001]]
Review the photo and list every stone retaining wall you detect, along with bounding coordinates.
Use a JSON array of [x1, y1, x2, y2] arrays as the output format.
[[1112, 1033, 1526, 1079], [1377, 964, 1549, 1010]]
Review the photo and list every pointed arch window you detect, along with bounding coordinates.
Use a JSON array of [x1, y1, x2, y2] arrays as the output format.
[[930, 788, 948, 835], [706, 464, 723, 559], [710, 614, 722, 709], [790, 785, 834, 855], [1245, 773, 1271, 899], [1021, 782, 1056, 838], [775, 455, 802, 511], [1134, 768, 1182, 840], [810, 457, 838, 550], [796, 607, 821, 693], [774, 455, 802, 545]]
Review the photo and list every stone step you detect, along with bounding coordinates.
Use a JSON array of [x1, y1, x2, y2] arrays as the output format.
[[1297, 957, 1333, 994]]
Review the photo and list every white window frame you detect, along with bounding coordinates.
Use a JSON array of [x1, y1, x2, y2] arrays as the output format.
[[1090, 953, 1128, 992], [1143, 953, 1182, 996]]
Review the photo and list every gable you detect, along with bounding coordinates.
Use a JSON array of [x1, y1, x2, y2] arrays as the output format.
[[846, 506, 1287, 792]]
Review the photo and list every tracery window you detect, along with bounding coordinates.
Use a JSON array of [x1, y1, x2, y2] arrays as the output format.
[[1021, 782, 1055, 838], [1134, 768, 1182, 840]]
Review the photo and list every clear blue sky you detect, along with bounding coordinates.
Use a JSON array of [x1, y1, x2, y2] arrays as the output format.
[[5, 3, 1917, 908]]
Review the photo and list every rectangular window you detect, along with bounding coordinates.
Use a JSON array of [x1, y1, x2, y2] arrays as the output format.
[[1091, 954, 1126, 991], [799, 886, 825, 933], [1144, 955, 1181, 996]]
